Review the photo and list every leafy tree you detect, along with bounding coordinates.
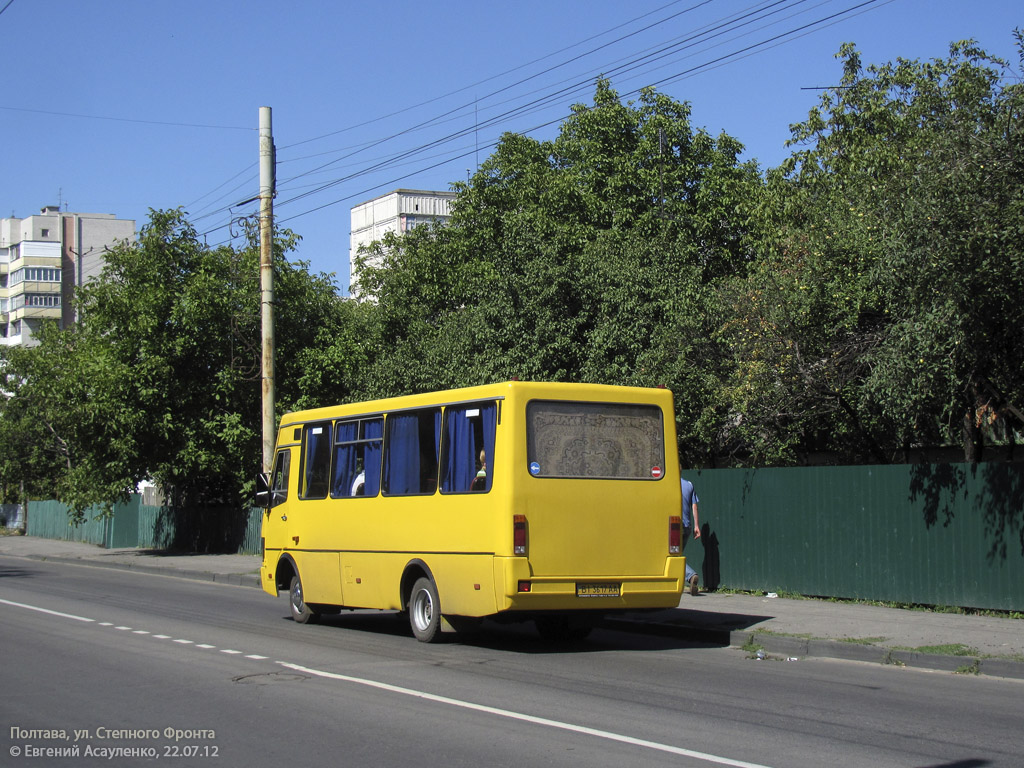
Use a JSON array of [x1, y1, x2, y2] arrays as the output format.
[[0, 209, 346, 534], [353, 81, 763, 461], [723, 36, 1024, 463]]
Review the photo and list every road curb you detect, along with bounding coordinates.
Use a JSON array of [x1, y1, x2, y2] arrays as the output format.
[[738, 629, 1024, 680], [608, 617, 1024, 680], [20, 553, 262, 589]]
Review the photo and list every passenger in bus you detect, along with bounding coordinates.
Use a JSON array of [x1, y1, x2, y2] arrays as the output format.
[[351, 459, 365, 496], [471, 449, 487, 491]]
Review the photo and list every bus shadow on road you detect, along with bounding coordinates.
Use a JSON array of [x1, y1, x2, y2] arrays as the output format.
[[291, 607, 771, 654], [0, 563, 38, 579]]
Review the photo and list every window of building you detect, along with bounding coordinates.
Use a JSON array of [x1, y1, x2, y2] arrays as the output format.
[[25, 294, 61, 308], [10, 267, 61, 284]]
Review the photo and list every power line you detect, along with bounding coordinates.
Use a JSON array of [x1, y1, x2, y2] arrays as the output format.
[[200, 0, 889, 240], [0, 104, 252, 131], [276, 0, 707, 152]]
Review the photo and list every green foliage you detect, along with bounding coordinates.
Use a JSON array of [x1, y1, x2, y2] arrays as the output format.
[[0, 209, 347, 528], [722, 36, 1024, 463], [351, 81, 763, 461]]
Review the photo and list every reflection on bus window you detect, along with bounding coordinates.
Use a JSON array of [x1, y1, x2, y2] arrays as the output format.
[[331, 417, 383, 499], [302, 421, 332, 498], [440, 401, 497, 494], [383, 408, 441, 495], [270, 449, 290, 507]]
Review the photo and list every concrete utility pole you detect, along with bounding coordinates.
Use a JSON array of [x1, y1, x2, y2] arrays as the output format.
[[259, 106, 276, 474]]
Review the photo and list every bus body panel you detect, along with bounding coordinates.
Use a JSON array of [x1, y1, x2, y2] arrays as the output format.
[[259, 381, 686, 627]]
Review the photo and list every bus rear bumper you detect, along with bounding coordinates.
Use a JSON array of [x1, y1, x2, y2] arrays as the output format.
[[494, 557, 686, 613]]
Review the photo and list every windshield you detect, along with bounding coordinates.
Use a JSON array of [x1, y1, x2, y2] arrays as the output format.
[[526, 400, 665, 480]]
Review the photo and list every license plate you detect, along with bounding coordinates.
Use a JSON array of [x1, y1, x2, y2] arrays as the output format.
[[576, 583, 621, 598]]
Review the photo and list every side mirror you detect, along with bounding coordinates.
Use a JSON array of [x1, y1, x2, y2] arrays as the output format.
[[255, 472, 271, 508]]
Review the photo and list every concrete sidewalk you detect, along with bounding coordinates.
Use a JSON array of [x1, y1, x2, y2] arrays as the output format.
[[2, 533, 1022, 679], [0, 533, 261, 588]]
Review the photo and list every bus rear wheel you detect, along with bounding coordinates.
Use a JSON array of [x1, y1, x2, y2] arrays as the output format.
[[289, 574, 319, 624], [409, 576, 442, 643]]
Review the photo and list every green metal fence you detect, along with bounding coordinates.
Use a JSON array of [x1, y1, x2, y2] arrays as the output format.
[[26, 496, 263, 555], [685, 462, 1024, 612], [23, 462, 1024, 610]]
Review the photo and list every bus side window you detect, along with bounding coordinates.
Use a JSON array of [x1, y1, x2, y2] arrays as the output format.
[[383, 408, 440, 495], [441, 401, 496, 494], [302, 421, 332, 499], [331, 417, 383, 499], [270, 449, 290, 507]]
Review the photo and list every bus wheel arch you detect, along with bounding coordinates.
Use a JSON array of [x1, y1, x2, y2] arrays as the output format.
[[275, 554, 297, 594], [401, 561, 443, 643]]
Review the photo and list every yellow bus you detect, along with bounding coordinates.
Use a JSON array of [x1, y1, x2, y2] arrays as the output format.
[[256, 381, 686, 642]]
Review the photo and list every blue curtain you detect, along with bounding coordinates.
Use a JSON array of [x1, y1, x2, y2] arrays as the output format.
[[331, 421, 359, 498], [481, 402, 496, 492], [441, 402, 497, 493], [364, 418, 383, 497], [384, 413, 420, 494], [443, 407, 475, 493], [424, 410, 441, 493]]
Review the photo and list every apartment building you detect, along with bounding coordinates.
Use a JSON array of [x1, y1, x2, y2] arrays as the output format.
[[0, 206, 135, 347], [349, 189, 455, 293]]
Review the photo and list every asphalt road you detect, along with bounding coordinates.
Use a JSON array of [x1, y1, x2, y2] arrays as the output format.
[[1, 556, 1021, 767]]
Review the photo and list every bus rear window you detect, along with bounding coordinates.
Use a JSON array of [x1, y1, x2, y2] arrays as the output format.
[[526, 401, 665, 480]]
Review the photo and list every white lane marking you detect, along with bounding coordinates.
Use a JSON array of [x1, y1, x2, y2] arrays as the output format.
[[1, 598, 766, 767], [133, 630, 150, 635], [277, 661, 774, 768], [0, 598, 95, 623], [245, 654, 268, 660], [197, 644, 216, 649], [220, 649, 242, 655]]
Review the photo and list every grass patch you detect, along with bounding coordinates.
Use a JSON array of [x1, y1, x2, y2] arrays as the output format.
[[910, 643, 980, 657], [838, 636, 889, 645], [955, 660, 981, 675]]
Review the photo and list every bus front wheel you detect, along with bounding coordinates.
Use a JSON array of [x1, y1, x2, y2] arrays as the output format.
[[409, 576, 442, 643], [289, 574, 319, 624]]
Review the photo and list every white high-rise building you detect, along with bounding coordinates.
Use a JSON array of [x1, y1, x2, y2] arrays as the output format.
[[349, 189, 455, 294], [0, 206, 135, 347]]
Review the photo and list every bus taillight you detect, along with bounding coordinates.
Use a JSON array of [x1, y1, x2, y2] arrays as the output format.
[[513, 514, 527, 555], [669, 516, 682, 554]]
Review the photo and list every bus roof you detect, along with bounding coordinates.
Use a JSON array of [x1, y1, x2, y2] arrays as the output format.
[[279, 381, 674, 427]]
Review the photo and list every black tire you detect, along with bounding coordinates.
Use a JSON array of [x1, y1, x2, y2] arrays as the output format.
[[408, 576, 442, 643], [289, 574, 319, 624], [535, 614, 594, 644]]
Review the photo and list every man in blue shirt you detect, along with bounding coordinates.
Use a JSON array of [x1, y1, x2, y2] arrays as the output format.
[[681, 474, 701, 595]]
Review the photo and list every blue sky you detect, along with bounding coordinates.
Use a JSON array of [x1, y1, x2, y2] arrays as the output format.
[[1, 1, 1019, 293]]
